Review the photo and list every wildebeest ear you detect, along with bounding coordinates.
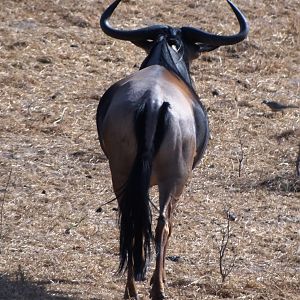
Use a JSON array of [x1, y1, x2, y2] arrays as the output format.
[[194, 43, 219, 53], [186, 42, 219, 61], [131, 40, 154, 52]]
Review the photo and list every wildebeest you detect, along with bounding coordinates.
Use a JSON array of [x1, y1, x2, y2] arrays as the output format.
[[96, 0, 249, 298]]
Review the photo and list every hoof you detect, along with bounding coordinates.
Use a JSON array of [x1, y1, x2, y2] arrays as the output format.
[[124, 293, 139, 300], [124, 287, 139, 300], [150, 289, 166, 300]]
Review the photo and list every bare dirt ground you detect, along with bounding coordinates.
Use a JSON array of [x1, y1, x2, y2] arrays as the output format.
[[0, 0, 299, 299]]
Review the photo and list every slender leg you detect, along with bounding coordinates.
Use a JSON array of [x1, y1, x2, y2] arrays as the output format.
[[124, 255, 139, 299], [150, 214, 169, 300], [161, 214, 173, 284], [111, 175, 139, 300], [150, 187, 181, 300]]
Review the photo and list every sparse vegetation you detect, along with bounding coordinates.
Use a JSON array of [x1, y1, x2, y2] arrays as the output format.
[[218, 210, 237, 283], [236, 130, 245, 178], [0, 0, 299, 299]]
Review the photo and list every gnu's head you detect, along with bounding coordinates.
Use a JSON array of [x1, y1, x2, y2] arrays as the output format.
[[100, 0, 249, 88], [138, 28, 186, 66], [100, 0, 249, 63]]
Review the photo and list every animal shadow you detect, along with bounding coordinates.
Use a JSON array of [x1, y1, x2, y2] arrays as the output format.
[[0, 274, 72, 300]]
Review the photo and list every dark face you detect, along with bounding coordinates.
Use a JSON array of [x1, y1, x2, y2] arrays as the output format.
[[138, 27, 207, 67], [139, 27, 198, 66], [164, 28, 183, 52], [138, 28, 197, 89]]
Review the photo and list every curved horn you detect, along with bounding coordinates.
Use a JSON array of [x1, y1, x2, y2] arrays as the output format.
[[181, 0, 249, 46], [100, 0, 169, 41]]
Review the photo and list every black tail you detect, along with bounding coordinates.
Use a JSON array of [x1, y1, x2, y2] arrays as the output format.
[[117, 101, 170, 281]]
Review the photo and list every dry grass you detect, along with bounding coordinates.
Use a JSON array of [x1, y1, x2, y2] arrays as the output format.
[[0, 0, 299, 299]]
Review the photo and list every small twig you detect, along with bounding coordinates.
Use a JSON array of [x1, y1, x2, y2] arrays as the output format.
[[296, 144, 300, 177], [65, 216, 86, 234], [95, 184, 159, 213], [237, 130, 245, 177], [17, 264, 26, 283], [53, 107, 67, 125], [219, 211, 237, 283], [0, 168, 12, 243]]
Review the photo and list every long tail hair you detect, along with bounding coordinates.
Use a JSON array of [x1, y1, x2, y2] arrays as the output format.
[[117, 100, 170, 281]]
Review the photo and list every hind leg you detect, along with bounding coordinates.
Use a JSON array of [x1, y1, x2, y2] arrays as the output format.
[[150, 138, 195, 299], [150, 182, 185, 300], [110, 167, 139, 300], [124, 254, 139, 299], [112, 179, 138, 300]]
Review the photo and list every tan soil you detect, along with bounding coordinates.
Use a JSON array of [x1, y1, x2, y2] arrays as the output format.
[[0, 0, 299, 299]]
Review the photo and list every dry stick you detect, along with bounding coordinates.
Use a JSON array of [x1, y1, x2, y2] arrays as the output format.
[[219, 216, 237, 283], [237, 130, 245, 177], [0, 168, 12, 243], [296, 144, 300, 177], [17, 264, 26, 283], [65, 216, 86, 234], [53, 107, 67, 125]]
